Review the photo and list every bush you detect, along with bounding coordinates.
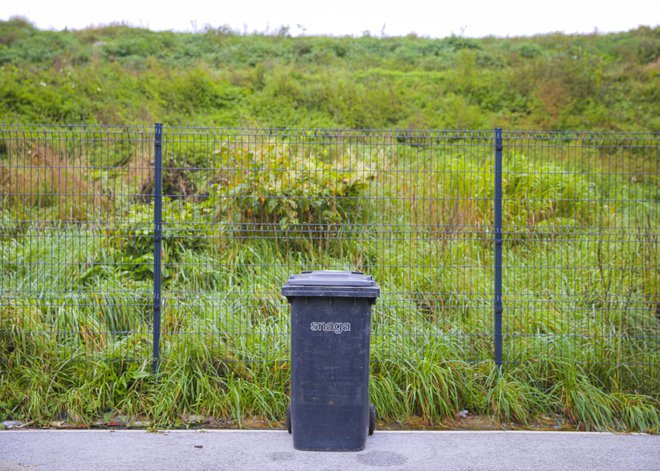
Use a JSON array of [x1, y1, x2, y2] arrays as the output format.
[[111, 200, 213, 279], [209, 142, 375, 239], [406, 151, 597, 241]]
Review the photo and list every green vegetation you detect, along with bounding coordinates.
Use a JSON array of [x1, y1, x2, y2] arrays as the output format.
[[0, 127, 657, 431], [0, 18, 658, 130], [0, 18, 658, 431]]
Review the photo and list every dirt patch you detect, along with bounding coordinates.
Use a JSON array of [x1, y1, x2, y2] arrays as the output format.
[[375, 414, 575, 432], [39, 414, 577, 432]]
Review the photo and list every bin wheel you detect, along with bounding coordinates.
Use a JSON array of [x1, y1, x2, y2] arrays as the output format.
[[369, 403, 376, 436], [286, 405, 292, 434]]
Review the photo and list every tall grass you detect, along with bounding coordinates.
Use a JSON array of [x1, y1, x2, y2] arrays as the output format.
[[1, 130, 658, 431], [0, 143, 108, 222], [1, 20, 659, 131]]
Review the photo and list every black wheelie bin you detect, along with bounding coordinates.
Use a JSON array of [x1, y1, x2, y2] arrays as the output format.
[[282, 270, 380, 451]]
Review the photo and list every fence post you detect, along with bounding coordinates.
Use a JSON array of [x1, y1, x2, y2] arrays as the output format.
[[494, 128, 503, 369], [152, 123, 163, 374]]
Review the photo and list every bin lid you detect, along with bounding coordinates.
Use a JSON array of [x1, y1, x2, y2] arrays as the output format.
[[281, 270, 380, 298]]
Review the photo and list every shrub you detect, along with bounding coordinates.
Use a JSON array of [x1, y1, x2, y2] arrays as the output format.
[[405, 151, 597, 241], [111, 200, 213, 279], [209, 141, 375, 240]]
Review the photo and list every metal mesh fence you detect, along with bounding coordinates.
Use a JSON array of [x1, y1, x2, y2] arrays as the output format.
[[1, 125, 657, 394], [502, 131, 659, 391], [156, 128, 494, 367], [0, 124, 154, 363]]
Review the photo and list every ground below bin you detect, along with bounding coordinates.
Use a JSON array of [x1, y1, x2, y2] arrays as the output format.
[[1, 430, 658, 471]]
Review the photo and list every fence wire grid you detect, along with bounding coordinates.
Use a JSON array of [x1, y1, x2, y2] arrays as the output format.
[[0, 125, 658, 394]]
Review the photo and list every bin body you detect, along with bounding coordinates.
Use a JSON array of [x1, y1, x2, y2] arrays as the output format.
[[282, 271, 379, 451]]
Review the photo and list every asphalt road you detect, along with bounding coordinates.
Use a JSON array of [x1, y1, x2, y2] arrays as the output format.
[[0, 430, 658, 471]]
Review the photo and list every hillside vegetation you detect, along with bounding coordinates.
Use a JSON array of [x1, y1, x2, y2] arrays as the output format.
[[0, 18, 658, 130], [0, 20, 658, 432], [1, 126, 658, 432]]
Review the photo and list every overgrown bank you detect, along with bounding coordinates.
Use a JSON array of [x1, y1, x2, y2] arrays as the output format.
[[0, 19, 658, 130], [1, 128, 658, 431]]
